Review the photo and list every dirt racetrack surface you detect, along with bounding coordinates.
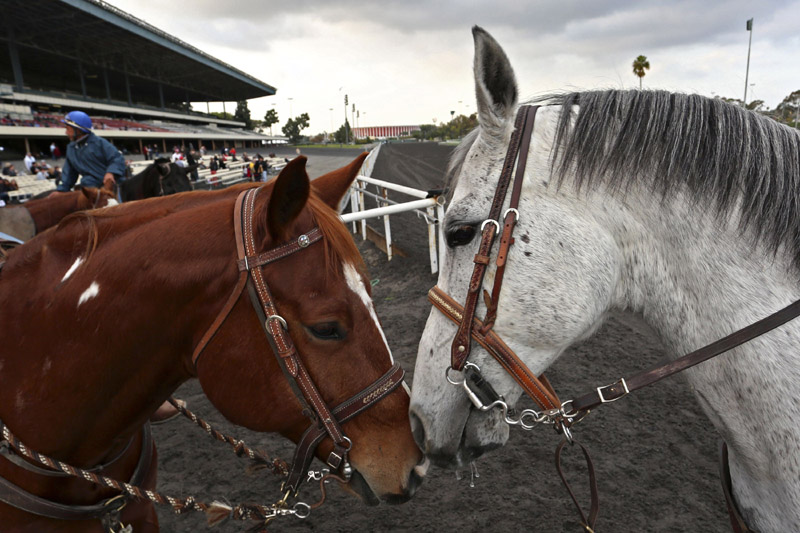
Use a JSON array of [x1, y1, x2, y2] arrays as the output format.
[[153, 143, 729, 532]]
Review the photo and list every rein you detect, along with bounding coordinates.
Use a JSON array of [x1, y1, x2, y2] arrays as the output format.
[[432, 104, 800, 531]]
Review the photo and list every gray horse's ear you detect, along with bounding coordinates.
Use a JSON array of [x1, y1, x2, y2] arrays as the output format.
[[472, 26, 518, 130]]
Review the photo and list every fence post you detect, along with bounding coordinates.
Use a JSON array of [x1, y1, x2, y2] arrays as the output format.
[[436, 202, 446, 273], [382, 187, 393, 260], [427, 206, 439, 274]]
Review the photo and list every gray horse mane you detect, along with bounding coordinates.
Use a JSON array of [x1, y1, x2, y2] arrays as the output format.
[[450, 89, 800, 268]]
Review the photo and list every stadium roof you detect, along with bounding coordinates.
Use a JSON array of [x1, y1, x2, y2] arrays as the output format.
[[0, 0, 276, 106]]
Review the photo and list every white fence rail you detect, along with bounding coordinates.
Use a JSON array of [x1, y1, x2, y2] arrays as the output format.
[[342, 151, 446, 274]]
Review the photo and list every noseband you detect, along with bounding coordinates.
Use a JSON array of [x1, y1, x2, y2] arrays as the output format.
[[194, 187, 405, 496]]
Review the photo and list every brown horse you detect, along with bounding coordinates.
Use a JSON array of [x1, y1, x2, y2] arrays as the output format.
[[0, 186, 117, 241], [0, 154, 423, 531]]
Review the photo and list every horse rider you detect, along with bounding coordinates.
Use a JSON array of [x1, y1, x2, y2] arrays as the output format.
[[56, 111, 125, 192]]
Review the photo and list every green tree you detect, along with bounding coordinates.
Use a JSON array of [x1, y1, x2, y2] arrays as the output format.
[[632, 55, 650, 89], [234, 100, 253, 129], [282, 113, 310, 144], [264, 109, 279, 135], [773, 90, 800, 127], [334, 120, 352, 144], [210, 111, 234, 120]]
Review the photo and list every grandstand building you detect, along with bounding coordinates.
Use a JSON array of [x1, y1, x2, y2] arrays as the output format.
[[353, 125, 421, 140], [0, 0, 283, 160]]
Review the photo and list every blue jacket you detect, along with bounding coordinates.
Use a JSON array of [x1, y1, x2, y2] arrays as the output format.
[[58, 133, 125, 191]]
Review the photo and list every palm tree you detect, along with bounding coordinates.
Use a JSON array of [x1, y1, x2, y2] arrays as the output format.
[[632, 55, 650, 89]]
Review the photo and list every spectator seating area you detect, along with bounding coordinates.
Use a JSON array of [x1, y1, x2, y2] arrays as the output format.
[[0, 112, 171, 132]]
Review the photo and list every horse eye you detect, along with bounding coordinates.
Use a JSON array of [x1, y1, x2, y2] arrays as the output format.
[[446, 225, 477, 247], [307, 322, 346, 341]]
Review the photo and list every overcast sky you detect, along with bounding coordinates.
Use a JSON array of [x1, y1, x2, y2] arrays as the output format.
[[106, 0, 799, 135]]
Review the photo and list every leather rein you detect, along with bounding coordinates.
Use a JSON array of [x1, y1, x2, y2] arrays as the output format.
[[430, 104, 800, 531]]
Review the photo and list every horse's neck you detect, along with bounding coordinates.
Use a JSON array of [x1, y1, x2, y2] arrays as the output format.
[[25, 197, 76, 232], [605, 190, 800, 529], [0, 208, 236, 465]]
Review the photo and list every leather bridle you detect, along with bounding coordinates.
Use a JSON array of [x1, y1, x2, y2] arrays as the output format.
[[0, 186, 406, 529], [429, 104, 800, 531], [193, 187, 405, 496]]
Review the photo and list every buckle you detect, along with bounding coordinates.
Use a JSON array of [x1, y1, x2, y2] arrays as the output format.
[[480, 219, 500, 234], [597, 378, 629, 403]]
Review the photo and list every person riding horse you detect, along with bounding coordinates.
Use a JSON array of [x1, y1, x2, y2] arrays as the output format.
[[57, 110, 125, 193]]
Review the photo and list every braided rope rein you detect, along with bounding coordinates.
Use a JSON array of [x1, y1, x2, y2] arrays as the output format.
[[0, 398, 303, 527], [166, 397, 289, 477]]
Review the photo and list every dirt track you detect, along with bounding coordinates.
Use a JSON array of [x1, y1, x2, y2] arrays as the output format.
[[153, 143, 728, 532]]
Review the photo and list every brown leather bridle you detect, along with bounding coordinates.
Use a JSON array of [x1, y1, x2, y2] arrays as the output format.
[[194, 187, 405, 496], [429, 104, 800, 531]]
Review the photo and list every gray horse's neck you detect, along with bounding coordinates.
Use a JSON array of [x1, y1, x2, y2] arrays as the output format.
[[605, 188, 800, 531]]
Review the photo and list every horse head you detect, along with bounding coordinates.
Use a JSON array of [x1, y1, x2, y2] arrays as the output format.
[[120, 158, 192, 201], [197, 154, 424, 504], [410, 27, 620, 468], [77, 185, 118, 209]]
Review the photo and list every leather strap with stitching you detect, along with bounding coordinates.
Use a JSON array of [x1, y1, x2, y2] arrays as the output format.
[[283, 363, 405, 493], [567, 297, 800, 419], [430, 285, 559, 411], [451, 106, 537, 370]]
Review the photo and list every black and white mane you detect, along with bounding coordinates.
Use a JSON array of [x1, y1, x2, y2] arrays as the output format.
[[452, 90, 800, 267]]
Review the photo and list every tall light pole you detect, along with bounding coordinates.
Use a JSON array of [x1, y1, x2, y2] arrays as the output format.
[[329, 108, 333, 132], [288, 97, 294, 119], [743, 18, 754, 107], [344, 93, 349, 145]]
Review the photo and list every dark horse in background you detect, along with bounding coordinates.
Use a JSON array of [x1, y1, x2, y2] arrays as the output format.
[[119, 157, 194, 202]]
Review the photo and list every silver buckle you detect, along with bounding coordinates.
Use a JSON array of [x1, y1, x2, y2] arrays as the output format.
[[298, 234, 310, 248], [480, 219, 500, 234], [597, 378, 629, 403]]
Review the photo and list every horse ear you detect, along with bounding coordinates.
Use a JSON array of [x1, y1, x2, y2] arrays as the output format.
[[472, 26, 518, 129], [311, 152, 368, 210], [79, 186, 95, 200], [266, 156, 310, 240]]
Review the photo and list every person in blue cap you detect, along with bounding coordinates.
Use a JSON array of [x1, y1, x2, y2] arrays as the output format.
[[57, 111, 125, 192]]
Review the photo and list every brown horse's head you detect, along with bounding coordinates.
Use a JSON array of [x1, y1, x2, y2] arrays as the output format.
[[197, 154, 424, 505]]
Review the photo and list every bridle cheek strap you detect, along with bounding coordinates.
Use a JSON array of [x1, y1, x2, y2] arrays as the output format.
[[451, 105, 539, 369], [430, 286, 559, 411]]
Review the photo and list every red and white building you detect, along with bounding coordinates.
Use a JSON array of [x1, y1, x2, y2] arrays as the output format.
[[353, 125, 421, 140]]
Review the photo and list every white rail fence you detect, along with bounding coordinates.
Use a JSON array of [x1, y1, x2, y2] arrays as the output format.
[[341, 147, 446, 274]]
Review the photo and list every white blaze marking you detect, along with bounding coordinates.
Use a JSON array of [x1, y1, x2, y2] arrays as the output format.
[[77, 282, 100, 307], [104, 198, 119, 207], [61, 257, 83, 282], [343, 263, 394, 364]]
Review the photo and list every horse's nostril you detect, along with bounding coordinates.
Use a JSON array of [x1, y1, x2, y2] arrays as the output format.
[[409, 410, 426, 450]]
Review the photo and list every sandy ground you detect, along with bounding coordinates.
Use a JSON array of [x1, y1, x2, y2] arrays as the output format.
[[151, 143, 729, 532]]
